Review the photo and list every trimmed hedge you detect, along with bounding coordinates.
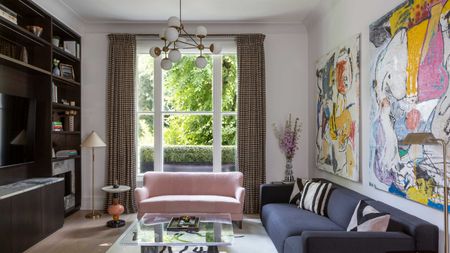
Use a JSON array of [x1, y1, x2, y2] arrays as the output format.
[[140, 145, 236, 164]]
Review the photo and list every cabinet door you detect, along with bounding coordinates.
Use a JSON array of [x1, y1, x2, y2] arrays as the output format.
[[0, 198, 12, 253], [11, 188, 43, 253], [42, 181, 64, 235]]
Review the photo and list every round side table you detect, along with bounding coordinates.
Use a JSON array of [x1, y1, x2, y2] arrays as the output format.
[[101, 185, 131, 228]]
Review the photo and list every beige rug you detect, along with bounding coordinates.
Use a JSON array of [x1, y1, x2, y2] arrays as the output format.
[[25, 211, 276, 253]]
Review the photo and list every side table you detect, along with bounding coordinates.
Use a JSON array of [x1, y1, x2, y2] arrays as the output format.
[[102, 185, 131, 228]]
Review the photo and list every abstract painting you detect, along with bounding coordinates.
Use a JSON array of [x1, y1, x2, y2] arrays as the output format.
[[369, 0, 450, 211], [316, 34, 361, 182]]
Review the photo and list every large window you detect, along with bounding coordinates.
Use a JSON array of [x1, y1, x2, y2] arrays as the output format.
[[137, 40, 237, 174]]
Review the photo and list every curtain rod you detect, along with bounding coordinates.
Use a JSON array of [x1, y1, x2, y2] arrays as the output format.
[[135, 33, 240, 37]]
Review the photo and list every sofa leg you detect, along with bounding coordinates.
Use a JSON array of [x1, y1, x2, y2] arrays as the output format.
[[234, 220, 243, 229]]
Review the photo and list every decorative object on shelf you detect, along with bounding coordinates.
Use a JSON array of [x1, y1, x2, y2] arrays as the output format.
[[81, 131, 107, 219], [55, 149, 78, 158], [399, 133, 449, 253], [63, 40, 77, 57], [52, 36, 60, 47], [61, 99, 69, 105], [25, 25, 43, 37], [102, 184, 130, 228], [113, 179, 119, 189], [65, 110, 77, 132], [69, 101, 76, 106], [60, 63, 75, 80], [369, 1, 450, 216], [52, 121, 63, 132], [316, 34, 360, 182], [76, 43, 80, 59], [51, 147, 55, 158], [52, 58, 60, 76], [148, 0, 222, 70], [273, 114, 302, 182], [19, 47, 28, 63], [0, 4, 17, 24]]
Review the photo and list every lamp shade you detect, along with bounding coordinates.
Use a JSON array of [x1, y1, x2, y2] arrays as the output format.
[[399, 132, 438, 145], [81, 131, 106, 148]]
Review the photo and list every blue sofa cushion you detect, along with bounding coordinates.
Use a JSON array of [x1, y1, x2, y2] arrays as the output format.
[[327, 187, 372, 228], [261, 203, 343, 253]]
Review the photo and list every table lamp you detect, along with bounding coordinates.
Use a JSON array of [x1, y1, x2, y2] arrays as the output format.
[[81, 131, 106, 219], [400, 132, 448, 253]]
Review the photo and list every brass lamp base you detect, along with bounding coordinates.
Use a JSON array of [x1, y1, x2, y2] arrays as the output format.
[[85, 210, 102, 219]]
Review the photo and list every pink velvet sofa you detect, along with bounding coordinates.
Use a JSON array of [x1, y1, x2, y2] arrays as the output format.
[[135, 172, 245, 227]]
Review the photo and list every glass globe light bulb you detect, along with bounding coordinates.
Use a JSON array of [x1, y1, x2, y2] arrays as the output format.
[[195, 56, 207, 69], [168, 16, 181, 28], [161, 57, 173, 70], [196, 26, 207, 38], [149, 47, 161, 58], [168, 49, 181, 62], [165, 27, 179, 42], [209, 43, 222, 54], [159, 28, 167, 40]]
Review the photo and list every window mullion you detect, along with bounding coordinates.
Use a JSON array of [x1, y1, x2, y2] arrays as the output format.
[[154, 57, 163, 172], [213, 55, 222, 173]]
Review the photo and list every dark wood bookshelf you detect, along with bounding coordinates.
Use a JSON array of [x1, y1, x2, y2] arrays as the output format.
[[0, 0, 82, 222], [52, 75, 80, 87]]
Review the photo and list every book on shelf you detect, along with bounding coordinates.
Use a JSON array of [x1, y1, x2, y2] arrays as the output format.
[[0, 4, 17, 24], [76, 43, 80, 59], [52, 82, 58, 103], [52, 121, 63, 131]]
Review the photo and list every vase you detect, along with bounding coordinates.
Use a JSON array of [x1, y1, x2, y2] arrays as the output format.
[[284, 157, 294, 182]]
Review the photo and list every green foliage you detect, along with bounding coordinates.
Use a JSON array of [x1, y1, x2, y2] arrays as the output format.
[[140, 146, 236, 164]]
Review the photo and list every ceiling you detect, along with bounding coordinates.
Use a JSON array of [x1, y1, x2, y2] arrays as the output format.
[[60, 0, 322, 23]]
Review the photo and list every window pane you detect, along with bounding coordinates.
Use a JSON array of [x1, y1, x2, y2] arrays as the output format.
[[163, 114, 213, 172], [163, 55, 213, 112], [137, 54, 154, 112], [138, 114, 154, 173], [222, 55, 237, 112], [222, 115, 237, 172]]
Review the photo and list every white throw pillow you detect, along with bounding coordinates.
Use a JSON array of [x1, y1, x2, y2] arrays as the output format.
[[347, 200, 390, 232], [298, 181, 333, 216]]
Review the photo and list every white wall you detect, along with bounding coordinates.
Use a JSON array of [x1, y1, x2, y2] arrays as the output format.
[[305, 0, 446, 252], [32, 0, 84, 35], [81, 23, 309, 209]]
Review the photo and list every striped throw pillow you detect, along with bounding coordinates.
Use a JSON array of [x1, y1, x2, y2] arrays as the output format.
[[299, 181, 333, 216]]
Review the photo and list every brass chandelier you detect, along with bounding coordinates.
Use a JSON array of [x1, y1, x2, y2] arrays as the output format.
[[149, 0, 222, 70]]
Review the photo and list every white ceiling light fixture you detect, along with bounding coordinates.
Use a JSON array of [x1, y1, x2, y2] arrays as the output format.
[[149, 0, 222, 70]]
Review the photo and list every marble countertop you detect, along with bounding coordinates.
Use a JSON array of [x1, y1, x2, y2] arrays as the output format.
[[0, 177, 64, 200]]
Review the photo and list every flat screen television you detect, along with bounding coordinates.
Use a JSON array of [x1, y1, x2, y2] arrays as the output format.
[[0, 93, 36, 167]]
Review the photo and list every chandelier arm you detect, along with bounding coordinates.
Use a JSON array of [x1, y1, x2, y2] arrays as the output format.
[[181, 27, 200, 46], [177, 40, 197, 47]]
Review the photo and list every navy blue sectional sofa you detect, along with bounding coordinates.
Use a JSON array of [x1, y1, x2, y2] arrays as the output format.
[[260, 181, 438, 253]]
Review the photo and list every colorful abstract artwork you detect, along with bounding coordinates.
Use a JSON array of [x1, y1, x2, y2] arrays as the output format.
[[369, 0, 450, 211], [316, 34, 361, 182]]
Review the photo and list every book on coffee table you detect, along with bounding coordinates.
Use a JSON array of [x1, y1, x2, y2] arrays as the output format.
[[167, 216, 200, 232]]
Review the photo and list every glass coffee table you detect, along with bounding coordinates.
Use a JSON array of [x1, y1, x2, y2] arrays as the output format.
[[112, 213, 234, 253]]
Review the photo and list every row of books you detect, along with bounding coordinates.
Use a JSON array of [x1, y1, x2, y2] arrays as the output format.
[[52, 121, 63, 131], [0, 4, 17, 25]]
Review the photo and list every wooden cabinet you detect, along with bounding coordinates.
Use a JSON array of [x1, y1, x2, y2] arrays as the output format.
[[0, 180, 64, 253], [0, 198, 12, 253], [11, 188, 43, 253], [42, 181, 64, 235]]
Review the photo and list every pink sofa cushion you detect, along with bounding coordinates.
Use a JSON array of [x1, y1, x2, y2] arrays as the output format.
[[139, 195, 242, 214], [143, 172, 243, 198]]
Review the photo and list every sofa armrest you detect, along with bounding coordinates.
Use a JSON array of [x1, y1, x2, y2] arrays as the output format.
[[235, 186, 245, 205], [298, 231, 415, 253], [259, 183, 294, 213], [134, 187, 149, 208]]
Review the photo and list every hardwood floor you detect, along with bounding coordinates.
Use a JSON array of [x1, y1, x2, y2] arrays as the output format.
[[25, 211, 277, 253], [25, 211, 137, 253]]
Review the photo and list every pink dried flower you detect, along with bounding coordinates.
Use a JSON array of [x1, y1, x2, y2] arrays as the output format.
[[273, 114, 302, 159]]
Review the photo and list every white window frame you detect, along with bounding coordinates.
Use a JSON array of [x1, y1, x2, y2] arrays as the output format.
[[136, 38, 237, 177]]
